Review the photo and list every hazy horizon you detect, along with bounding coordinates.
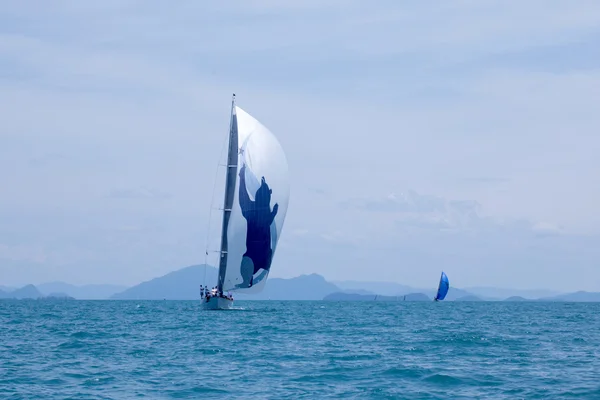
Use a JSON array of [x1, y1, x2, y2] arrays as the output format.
[[0, 263, 572, 302], [1, 2, 599, 291], [0, 263, 575, 296]]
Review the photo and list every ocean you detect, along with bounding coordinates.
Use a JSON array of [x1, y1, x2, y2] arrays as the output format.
[[1, 300, 599, 399]]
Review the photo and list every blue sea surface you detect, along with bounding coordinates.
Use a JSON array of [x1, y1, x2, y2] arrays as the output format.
[[1, 300, 599, 399]]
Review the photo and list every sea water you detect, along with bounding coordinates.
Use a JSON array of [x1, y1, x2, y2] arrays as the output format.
[[1, 300, 599, 399]]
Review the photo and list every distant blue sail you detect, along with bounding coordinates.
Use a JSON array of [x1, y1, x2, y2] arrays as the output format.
[[435, 271, 449, 301]]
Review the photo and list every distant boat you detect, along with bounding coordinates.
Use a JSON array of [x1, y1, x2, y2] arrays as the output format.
[[433, 271, 450, 302], [201, 94, 290, 310]]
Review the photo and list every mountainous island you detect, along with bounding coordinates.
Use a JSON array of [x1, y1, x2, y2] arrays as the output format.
[[0, 284, 75, 300]]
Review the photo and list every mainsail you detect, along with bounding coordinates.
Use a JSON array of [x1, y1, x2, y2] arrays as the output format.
[[434, 271, 450, 301], [216, 95, 290, 294]]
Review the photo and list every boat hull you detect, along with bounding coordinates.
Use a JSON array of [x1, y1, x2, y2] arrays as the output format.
[[202, 296, 234, 310]]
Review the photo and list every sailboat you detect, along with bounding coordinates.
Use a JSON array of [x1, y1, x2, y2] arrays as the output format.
[[433, 271, 449, 302], [201, 94, 290, 310]]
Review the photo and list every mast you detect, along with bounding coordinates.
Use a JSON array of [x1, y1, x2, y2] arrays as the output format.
[[216, 94, 239, 293]]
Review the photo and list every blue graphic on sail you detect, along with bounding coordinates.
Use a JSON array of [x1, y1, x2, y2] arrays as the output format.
[[434, 271, 449, 301], [235, 162, 278, 289]]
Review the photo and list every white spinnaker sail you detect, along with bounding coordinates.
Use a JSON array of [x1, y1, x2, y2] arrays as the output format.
[[221, 106, 290, 293]]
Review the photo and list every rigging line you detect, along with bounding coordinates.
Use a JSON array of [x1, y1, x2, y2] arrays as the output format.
[[203, 125, 229, 287]]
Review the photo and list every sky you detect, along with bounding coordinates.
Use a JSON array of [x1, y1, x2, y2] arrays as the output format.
[[1, 1, 599, 291]]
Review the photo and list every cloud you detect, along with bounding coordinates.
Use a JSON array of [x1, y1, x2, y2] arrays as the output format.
[[290, 228, 309, 236], [319, 230, 366, 247], [340, 190, 570, 239], [28, 153, 72, 168], [108, 187, 171, 200], [114, 225, 145, 232], [532, 222, 565, 237], [342, 190, 486, 228], [343, 191, 449, 214], [461, 177, 510, 185], [0, 243, 48, 263]]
